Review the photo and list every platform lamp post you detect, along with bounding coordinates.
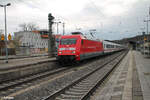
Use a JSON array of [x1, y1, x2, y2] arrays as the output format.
[[143, 17, 150, 55], [0, 3, 11, 63], [144, 19, 150, 38]]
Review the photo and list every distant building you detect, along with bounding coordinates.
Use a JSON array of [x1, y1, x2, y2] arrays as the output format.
[[0, 30, 2, 40], [14, 30, 61, 55], [0, 29, 3, 36], [14, 30, 48, 54]]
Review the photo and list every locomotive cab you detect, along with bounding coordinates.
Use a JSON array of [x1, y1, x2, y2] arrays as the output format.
[[57, 35, 81, 63]]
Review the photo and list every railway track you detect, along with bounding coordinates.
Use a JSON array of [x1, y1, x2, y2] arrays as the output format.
[[0, 67, 70, 96], [42, 51, 127, 100], [0, 51, 127, 100], [0, 59, 57, 84], [0, 54, 106, 96]]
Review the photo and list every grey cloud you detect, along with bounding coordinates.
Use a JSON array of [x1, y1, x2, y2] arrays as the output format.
[[1, 0, 150, 40], [76, 0, 150, 40]]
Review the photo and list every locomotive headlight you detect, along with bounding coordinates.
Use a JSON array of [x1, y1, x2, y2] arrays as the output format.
[[72, 51, 76, 54], [59, 51, 62, 54]]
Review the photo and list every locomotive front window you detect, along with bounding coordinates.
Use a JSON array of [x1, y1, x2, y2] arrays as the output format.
[[60, 38, 77, 45]]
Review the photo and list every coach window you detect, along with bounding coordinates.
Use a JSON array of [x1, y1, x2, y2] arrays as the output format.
[[107, 45, 109, 48], [106, 44, 108, 48], [106, 44, 110, 48], [112, 45, 114, 48], [110, 45, 112, 48]]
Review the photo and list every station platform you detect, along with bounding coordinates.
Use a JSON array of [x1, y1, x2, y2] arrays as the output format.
[[0, 53, 48, 60], [92, 50, 150, 100], [0, 56, 56, 71]]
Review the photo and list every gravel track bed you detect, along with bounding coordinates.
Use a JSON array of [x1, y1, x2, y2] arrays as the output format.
[[44, 51, 126, 100], [0, 55, 107, 97], [0, 67, 69, 97], [9, 51, 125, 100]]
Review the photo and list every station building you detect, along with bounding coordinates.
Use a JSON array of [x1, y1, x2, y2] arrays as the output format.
[[14, 30, 61, 55]]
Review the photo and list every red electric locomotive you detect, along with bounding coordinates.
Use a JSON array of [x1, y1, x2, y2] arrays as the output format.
[[57, 33, 104, 63]]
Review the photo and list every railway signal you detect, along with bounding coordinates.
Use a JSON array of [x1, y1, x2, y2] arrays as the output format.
[[48, 13, 55, 57]]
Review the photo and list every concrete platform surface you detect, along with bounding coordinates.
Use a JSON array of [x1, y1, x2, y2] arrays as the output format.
[[134, 51, 150, 100], [91, 50, 148, 100], [0, 56, 56, 71], [0, 53, 48, 60]]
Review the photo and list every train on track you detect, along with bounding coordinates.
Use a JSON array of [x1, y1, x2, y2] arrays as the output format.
[[57, 32, 125, 64]]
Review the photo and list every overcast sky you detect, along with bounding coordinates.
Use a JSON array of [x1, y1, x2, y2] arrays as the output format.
[[0, 0, 150, 40]]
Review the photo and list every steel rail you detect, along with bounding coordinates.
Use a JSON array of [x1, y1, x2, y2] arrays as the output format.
[[0, 67, 69, 96], [42, 51, 128, 100]]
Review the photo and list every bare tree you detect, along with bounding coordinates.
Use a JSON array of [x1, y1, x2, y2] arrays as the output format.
[[19, 22, 39, 31], [19, 23, 28, 31], [27, 22, 39, 31]]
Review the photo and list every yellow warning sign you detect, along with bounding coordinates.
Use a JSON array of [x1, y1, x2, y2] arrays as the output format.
[[1, 34, 5, 41], [144, 37, 147, 41], [8, 34, 11, 40]]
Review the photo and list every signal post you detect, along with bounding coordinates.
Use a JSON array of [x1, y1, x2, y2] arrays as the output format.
[[48, 13, 55, 57]]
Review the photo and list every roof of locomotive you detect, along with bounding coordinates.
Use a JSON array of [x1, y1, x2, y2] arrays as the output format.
[[61, 34, 87, 39], [60, 35, 104, 43]]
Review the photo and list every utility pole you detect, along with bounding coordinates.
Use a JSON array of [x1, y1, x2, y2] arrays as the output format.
[[54, 21, 61, 34], [144, 17, 149, 36], [56, 22, 59, 34], [143, 8, 150, 55], [62, 22, 65, 35], [0, 3, 11, 63], [48, 13, 55, 57]]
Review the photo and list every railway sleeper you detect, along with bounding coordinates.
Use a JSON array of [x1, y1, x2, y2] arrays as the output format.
[[42, 51, 127, 100], [65, 91, 85, 96], [56, 97, 78, 100], [73, 83, 91, 87], [77, 83, 94, 86], [74, 85, 92, 88], [72, 87, 90, 90], [68, 88, 88, 93], [60, 94, 82, 99]]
